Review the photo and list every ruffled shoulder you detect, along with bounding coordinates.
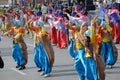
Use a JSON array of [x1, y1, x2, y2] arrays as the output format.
[[34, 26, 39, 33], [9, 27, 15, 32], [18, 27, 25, 34]]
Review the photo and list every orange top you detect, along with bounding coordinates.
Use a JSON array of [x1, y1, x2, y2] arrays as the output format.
[[71, 25, 76, 32], [9, 27, 25, 34]]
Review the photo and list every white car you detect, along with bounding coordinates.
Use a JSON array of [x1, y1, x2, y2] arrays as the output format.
[[0, 5, 10, 8]]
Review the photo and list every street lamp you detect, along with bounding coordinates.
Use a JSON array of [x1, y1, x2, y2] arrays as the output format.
[[12, 0, 13, 7]]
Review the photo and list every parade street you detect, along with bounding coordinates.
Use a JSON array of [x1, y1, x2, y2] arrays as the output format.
[[0, 29, 120, 80], [0, 0, 120, 79]]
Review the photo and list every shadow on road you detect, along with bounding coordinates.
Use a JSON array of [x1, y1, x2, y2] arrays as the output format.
[[53, 64, 73, 67], [51, 71, 77, 77]]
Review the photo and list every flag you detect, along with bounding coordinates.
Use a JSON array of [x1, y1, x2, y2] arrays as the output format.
[[99, 5, 105, 19]]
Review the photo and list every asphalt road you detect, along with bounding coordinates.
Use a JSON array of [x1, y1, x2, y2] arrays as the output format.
[[0, 30, 120, 80], [0, 8, 120, 79]]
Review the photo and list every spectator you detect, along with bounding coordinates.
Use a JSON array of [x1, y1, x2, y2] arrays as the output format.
[[0, 56, 4, 69], [41, 3, 48, 15], [41, 3, 48, 22]]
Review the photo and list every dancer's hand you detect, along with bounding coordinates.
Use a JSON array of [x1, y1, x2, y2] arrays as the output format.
[[91, 15, 98, 26]]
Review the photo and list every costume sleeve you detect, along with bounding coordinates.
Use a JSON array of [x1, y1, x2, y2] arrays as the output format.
[[34, 26, 39, 33], [105, 14, 112, 32], [90, 26, 96, 44], [18, 28, 25, 34], [68, 39, 75, 58], [95, 34, 102, 43], [106, 25, 112, 32], [9, 27, 15, 32], [41, 27, 48, 36], [14, 33, 22, 40], [71, 25, 76, 32], [29, 26, 39, 33]]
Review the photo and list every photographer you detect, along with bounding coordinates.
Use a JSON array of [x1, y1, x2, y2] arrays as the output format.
[[0, 55, 4, 68]]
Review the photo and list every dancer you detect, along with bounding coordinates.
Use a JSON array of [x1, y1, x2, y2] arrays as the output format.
[[68, 22, 86, 80], [80, 19, 98, 80], [3, 19, 27, 70], [109, 2, 120, 44], [79, 15, 105, 80], [99, 13, 118, 67], [45, 9, 57, 45], [28, 17, 54, 77]]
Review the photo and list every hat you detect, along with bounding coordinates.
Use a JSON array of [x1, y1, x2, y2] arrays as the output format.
[[19, 10, 24, 15], [69, 17, 75, 24], [96, 18, 102, 25], [36, 20, 44, 27], [100, 20, 106, 27], [71, 12, 76, 17], [54, 10, 60, 16], [34, 10, 42, 16], [81, 8, 87, 15], [14, 20, 21, 26], [111, 2, 118, 9], [37, 11, 42, 16], [110, 12, 120, 23], [77, 19, 83, 24], [105, 4, 111, 9], [48, 9, 52, 14], [77, 19, 88, 27], [58, 12, 63, 17]]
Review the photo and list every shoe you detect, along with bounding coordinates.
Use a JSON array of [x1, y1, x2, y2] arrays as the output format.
[[115, 42, 119, 44], [37, 69, 42, 72], [43, 73, 50, 78], [19, 66, 26, 70], [62, 46, 67, 49], [106, 65, 112, 69], [40, 71, 44, 76], [110, 65, 113, 69], [52, 44, 56, 46], [16, 65, 20, 68]]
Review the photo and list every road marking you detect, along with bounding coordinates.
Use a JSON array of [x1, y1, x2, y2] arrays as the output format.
[[11, 68, 26, 75]]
